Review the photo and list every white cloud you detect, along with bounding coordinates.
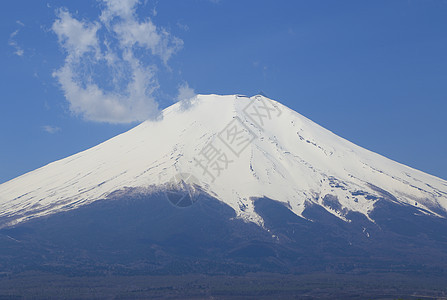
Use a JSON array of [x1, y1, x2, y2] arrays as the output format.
[[101, 0, 183, 64], [15, 48, 24, 56], [10, 30, 19, 38], [100, 0, 139, 23], [42, 125, 61, 134], [99, 0, 183, 63], [52, 10, 100, 58], [9, 29, 24, 57], [52, 0, 183, 124], [177, 82, 196, 110], [177, 21, 189, 32]]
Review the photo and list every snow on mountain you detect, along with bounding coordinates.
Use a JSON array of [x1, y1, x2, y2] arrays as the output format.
[[1, 94, 447, 227]]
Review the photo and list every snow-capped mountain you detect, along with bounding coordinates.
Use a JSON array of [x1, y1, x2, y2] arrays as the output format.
[[1, 94, 447, 228]]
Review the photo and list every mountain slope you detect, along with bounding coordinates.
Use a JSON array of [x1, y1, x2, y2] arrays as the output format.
[[1, 94, 446, 228]]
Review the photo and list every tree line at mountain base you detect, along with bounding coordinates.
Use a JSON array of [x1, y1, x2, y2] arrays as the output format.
[[0, 271, 445, 299]]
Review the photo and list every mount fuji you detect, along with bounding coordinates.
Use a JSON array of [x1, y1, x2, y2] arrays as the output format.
[[1, 94, 447, 279]]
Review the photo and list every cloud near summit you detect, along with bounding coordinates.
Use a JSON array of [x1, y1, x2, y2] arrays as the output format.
[[52, 0, 183, 123]]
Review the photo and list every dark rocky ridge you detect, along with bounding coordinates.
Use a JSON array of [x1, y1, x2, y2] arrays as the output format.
[[1, 189, 447, 278]]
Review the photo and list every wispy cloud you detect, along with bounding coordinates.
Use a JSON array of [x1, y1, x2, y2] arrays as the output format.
[[52, 0, 183, 124], [177, 21, 189, 32], [177, 82, 196, 110], [8, 21, 25, 57], [42, 125, 61, 134]]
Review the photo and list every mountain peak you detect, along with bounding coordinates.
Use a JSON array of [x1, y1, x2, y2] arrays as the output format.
[[1, 94, 446, 228]]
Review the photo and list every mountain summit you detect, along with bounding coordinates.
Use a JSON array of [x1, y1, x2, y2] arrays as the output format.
[[2, 94, 447, 281], [1, 94, 447, 228]]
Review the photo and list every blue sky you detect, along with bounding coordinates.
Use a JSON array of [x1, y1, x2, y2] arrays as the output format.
[[1, 0, 446, 183]]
